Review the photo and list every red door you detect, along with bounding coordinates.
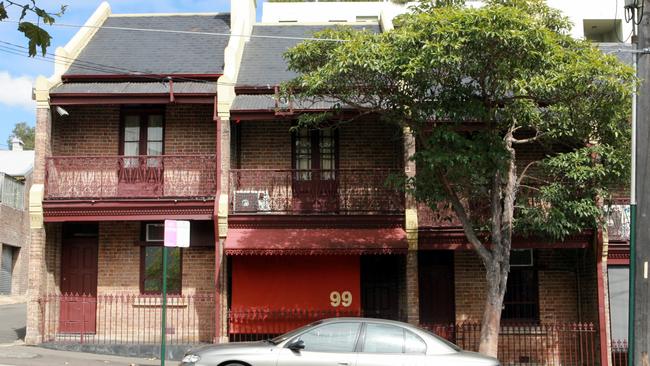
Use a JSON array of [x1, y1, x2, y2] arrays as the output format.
[[60, 237, 98, 334]]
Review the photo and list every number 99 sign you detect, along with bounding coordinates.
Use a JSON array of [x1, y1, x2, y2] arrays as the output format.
[[329, 291, 352, 307]]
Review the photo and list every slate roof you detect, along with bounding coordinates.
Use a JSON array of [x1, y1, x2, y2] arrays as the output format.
[[51, 81, 218, 95], [65, 14, 231, 76], [236, 24, 381, 87]]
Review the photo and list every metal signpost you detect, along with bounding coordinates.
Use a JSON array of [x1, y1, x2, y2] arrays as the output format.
[[162, 220, 190, 366]]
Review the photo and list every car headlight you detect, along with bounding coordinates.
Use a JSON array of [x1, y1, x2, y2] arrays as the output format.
[[182, 354, 201, 363]]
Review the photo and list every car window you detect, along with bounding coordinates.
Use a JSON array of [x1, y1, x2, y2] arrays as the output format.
[[362, 323, 404, 354], [297, 322, 361, 353], [405, 330, 427, 354]]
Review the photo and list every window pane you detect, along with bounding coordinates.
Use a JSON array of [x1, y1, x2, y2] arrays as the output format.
[[124, 116, 140, 142], [143, 247, 181, 294], [124, 142, 139, 156], [405, 331, 426, 354], [362, 323, 404, 354], [320, 129, 336, 180], [148, 115, 163, 141], [147, 141, 163, 156], [503, 267, 538, 321], [295, 129, 312, 181], [298, 322, 360, 353]]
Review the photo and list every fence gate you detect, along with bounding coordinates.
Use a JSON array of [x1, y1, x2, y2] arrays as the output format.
[[0, 245, 13, 294]]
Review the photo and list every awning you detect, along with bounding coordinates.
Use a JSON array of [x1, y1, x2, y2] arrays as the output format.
[[50, 81, 218, 105], [224, 228, 408, 255]]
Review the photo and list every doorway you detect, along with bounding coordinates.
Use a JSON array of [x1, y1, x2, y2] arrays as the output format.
[[361, 255, 403, 320], [59, 224, 98, 334]]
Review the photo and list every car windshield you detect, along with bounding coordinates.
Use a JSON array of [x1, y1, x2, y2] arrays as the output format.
[[269, 320, 324, 344]]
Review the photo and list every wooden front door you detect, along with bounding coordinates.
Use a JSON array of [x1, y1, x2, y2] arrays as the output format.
[[60, 236, 98, 334], [292, 128, 338, 212], [361, 256, 402, 320], [418, 251, 455, 340]]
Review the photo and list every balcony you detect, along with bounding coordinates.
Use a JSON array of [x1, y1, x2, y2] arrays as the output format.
[[228, 169, 404, 215], [45, 155, 217, 200]]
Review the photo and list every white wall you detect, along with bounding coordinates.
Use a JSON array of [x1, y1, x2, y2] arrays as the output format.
[[261, 0, 634, 43]]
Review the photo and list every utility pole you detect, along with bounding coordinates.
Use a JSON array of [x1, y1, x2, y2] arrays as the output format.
[[634, 0, 650, 364]]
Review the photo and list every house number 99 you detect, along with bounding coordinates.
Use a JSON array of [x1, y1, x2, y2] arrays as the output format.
[[330, 291, 352, 307]]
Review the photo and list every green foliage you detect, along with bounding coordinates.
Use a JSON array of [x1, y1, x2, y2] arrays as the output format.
[[284, 0, 635, 241], [1, 1, 66, 56], [7, 122, 35, 150], [267, 0, 409, 3]]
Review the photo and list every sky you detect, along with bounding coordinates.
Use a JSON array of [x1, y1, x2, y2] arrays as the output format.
[[0, 0, 266, 150]]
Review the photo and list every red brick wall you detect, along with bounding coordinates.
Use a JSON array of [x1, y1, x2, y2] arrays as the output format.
[[237, 121, 292, 169], [97, 221, 214, 295], [236, 118, 402, 170], [52, 105, 120, 156], [453, 249, 586, 324], [51, 105, 215, 156], [164, 105, 215, 155]]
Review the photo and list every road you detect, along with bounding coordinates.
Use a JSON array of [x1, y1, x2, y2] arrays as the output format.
[[0, 346, 161, 366], [0, 304, 25, 344]]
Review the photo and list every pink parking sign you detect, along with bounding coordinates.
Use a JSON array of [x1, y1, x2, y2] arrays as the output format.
[[164, 220, 190, 248]]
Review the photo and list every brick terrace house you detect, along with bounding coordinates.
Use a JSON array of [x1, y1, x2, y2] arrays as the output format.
[[25, 1, 622, 365], [0, 138, 33, 295], [26, 2, 230, 344]]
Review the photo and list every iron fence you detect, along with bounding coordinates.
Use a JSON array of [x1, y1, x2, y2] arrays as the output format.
[[421, 322, 598, 366], [38, 296, 600, 366], [228, 169, 404, 214], [611, 339, 628, 366], [44, 155, 217, 200], [39, 293, 215, 345]]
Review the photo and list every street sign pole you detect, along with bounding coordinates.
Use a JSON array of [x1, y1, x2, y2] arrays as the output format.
[[161, 245, 168, 366]]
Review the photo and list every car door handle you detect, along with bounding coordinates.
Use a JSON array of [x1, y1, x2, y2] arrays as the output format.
[[337, 362, 350, 366]]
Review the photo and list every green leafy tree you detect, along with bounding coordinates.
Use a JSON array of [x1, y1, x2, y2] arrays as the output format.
[[0, 1, 67, 56], [284, 0, 635, 356], [7, 122, 35, 150]]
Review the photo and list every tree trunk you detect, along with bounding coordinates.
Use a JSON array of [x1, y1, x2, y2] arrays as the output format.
[[478, 266, 508, 357]]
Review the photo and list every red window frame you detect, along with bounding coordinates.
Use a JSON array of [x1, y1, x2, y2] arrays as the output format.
[[119, 107, 166, 157]]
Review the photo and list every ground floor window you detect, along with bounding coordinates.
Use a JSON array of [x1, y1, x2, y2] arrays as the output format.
[[608, 266, 629, 341], [140, 246, 182, 294], [502, 249, 539, 323]]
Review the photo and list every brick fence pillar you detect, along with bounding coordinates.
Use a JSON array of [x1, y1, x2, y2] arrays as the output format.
[[25, 79, 52, 345]]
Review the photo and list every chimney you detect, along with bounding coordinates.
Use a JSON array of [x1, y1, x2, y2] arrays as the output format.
[[11, 137, 24, 152]]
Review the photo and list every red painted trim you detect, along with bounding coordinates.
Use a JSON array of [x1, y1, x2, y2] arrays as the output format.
[[62, 73, 222, 82], [608, 258, 630, 266], [418, 228, 593, 249], [234, 86, 275, 94], [43, 200, 214, 222], [50, 95, 215, 105], [228, 214, 404, 229], [225, 248, 407, 256], [595, 228, 610, 366]]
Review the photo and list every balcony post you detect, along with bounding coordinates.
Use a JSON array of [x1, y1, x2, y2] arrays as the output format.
[[404, 127, 420, 325]]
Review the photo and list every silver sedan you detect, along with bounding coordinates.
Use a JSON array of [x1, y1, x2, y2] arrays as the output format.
[[180, 317, 499, 366]]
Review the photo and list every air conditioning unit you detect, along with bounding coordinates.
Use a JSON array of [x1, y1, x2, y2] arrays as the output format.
[[145, 223, 164, 242], [233, 191, 271, 213]]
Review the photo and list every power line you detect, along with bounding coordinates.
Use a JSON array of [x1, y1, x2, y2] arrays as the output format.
[[1, 19, 352, 43], [0, 40, 250, 87]]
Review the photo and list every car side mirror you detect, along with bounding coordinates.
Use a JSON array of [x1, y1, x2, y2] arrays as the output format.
[[287, 339, 305, 352]]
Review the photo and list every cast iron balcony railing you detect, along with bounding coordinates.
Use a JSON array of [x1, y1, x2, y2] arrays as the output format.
[[228, 169, 404, 215], [44, 155, 217, 200]]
